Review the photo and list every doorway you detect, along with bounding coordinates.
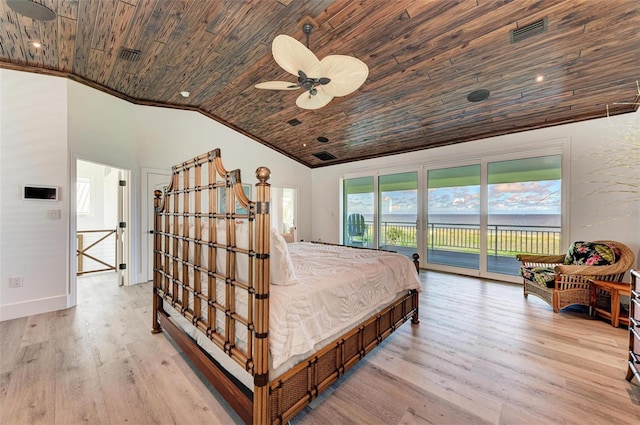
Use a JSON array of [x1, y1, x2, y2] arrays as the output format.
[[271, 186, 298, 242], [75, 159, 131, 288]]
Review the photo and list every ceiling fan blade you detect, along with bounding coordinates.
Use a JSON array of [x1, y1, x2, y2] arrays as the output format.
[[295, 89, 333, 110], [319, 55, 369, 97], [255, 81, 300, 90], [272, 35, 322, 78]]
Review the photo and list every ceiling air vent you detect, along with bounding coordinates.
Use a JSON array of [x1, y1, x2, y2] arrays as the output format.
[[119, 48, 141, 61], [510, 17, 547, 43], [287, 118, 302, 126], [312, 151, 336, 161]]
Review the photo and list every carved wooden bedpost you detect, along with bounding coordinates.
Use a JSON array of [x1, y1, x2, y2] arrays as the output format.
[[151, 189, 163, 334], [253, 166, 271, 425]]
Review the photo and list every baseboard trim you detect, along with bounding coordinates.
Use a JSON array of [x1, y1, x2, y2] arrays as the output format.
[[0, 294, 69, 321]]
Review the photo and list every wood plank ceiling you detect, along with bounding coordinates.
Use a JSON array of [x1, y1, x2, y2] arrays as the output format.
[[1, 0, 639, 168]]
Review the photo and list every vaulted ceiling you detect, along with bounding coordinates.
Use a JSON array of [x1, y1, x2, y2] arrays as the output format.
[[1, 0, 639, 168]]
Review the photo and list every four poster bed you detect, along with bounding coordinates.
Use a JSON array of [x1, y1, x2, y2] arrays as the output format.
[[151, 149, 422, 424]]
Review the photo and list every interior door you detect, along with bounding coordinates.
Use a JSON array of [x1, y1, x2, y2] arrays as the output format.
[[146, 171, 171, 281]]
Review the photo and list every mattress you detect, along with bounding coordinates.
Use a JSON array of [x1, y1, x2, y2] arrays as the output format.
[[163, 241, 422, 390]]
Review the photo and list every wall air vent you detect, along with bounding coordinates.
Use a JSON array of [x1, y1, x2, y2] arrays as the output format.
[[119, 48, 141, 61], [312, 151, 336, 161], [510, 17, 547, 43]]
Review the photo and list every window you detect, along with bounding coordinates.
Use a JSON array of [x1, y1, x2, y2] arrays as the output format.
[[341, 150, 564, 279], [77, 178, 91, 215], [486, 155, 562, 275], [378, 172, 418, 254], [424, 154, 562, 277], [427, 165, 481, 269], [343, 176, 374, 247], [342, 172, 418, 257]]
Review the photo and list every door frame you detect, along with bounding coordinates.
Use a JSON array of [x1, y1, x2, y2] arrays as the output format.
[[69, 154, 132, 307]]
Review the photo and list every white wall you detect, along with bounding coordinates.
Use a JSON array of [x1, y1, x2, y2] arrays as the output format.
[[311, 111, 640, 270], [0, 70, 69, 320], [134, 106, 313, 281], [1, 70, 313, 320]]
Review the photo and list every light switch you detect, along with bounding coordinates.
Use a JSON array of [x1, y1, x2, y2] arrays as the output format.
[[47, 209, 61, 220]]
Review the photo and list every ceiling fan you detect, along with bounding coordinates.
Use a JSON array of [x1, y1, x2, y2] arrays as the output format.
[[255, 23, 369, 110]]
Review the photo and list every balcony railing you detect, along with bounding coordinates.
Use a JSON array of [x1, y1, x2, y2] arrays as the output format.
[[428, 222, 561, 256], [354, 220, 561, 256], [379, 221, 418, 247]]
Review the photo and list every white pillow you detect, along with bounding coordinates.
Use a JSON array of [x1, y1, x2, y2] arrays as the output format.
[[214, 220, 297, 285], [269, 227, 297, 286]]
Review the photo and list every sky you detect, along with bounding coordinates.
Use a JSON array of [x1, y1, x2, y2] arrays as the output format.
[[348, 180, 562, 216], [429, 180, 561, 215]]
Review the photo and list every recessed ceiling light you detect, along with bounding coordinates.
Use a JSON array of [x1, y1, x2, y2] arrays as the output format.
[[302, 143, 307, 147], [30, 41, 42, 48], [180, 91, 190, 98], [317, 136, 329, 143], [467, 89, 490, 102], [536, 75, 545, 82]]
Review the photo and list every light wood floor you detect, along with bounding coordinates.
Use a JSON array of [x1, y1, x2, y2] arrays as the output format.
[[1, 271, 639, 425]]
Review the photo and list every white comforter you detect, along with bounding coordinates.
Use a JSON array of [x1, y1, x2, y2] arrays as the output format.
[[269, 242, 422, 370]]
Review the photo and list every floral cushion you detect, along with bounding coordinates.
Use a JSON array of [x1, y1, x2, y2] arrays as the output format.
[[519, 266, 556, 288], [563, 241, 619, 266]]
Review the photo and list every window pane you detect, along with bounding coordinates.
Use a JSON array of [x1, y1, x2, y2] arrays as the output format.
[[343, 176, 374, 247], [379, 172, 417, 257], [427, 165, 480, 269], [77, 178, 91, 215], [487, 155, 562, 275]]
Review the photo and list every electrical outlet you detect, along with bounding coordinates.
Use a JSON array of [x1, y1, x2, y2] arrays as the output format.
[[9, 276, 23, 288]]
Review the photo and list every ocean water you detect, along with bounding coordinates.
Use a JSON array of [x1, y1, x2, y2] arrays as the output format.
[[361, 213, 561, 227]]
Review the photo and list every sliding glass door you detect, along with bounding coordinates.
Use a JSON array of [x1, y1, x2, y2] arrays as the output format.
[[343, 176, 374, 247], [424, 154, 562, 277], [426, 165, 481, 270], [378, 172, 418, 256], [340, 150, 563, 279], [486, 155, 562, 275], [342, 172, 418, 256]]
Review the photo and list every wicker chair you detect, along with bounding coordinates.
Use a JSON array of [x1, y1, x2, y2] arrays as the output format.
[[517, 240, 635, 313]]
